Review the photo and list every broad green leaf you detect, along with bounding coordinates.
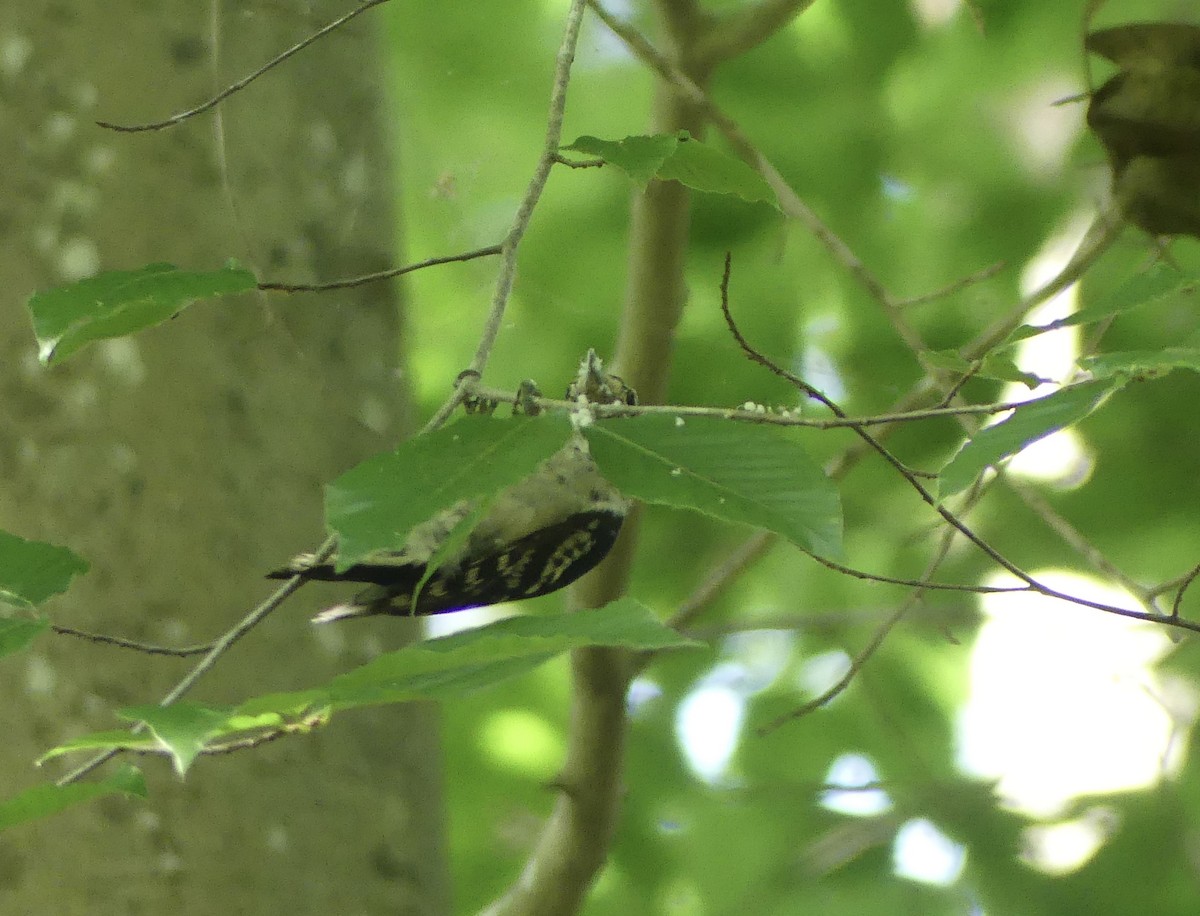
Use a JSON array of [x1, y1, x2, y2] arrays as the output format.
[[27, 263, 256, 364], [657, 137, 778, 207], [1081, 347, 1200, 380], [939, 380, 1120, 498], [1007, 264, 1194, 344], [239, 600, 698, 716], [326, 415, 573, 569], [0, 617, 51, 659], [562, 133, 682, 182], [117, 702, 234, 777], [0, 766, 145, 831], [584, 415, 842, 559], [0, 531, 88, 610]]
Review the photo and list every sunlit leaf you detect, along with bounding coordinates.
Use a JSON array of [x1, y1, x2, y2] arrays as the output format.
[[117, 703, 234, 777], [1008, 264, 1194, 344], [939, 380, 1120, 498]]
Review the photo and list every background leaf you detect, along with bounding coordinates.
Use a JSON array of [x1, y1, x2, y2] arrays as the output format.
[[0, 766, 145, 832], [0, 617, 51, 659], [1008, 264, 1195, 344]]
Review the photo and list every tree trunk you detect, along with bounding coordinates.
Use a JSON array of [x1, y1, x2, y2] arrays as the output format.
[[0, 3, 449, 913]]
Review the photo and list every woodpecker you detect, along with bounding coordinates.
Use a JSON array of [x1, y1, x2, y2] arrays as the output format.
[[269, 353, 634, 623]]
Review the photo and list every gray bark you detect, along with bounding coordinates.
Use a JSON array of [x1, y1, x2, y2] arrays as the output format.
[[0, 2, 449, 913]]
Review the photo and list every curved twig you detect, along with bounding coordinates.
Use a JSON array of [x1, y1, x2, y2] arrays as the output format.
[[96, 0, 393, 132]]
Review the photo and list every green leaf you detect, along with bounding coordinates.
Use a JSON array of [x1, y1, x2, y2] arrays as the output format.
[[977, 354, 1047, 389], [325, 415, 574, 569], [27, 263, 256, 364], [1007, 264, 1194, 344], [37, 730, 162, 764], [117, 703, 234, 777], [239, 599, 698, 716], [1081, 347, 1200, 380], [657, 136, 778, 207], [0, 617, 51, 659], [0, 530, 88, 610], [939, 381, 1120, 498], [918, 350, 1045, 388], [0, 766, 145, 831], [562, 132, 778, 206], [584, 415, 843, 559], [562, 133, 683, 182]]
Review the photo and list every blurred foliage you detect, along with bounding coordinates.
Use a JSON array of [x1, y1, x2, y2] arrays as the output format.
[[371, 0, 1200, 913]]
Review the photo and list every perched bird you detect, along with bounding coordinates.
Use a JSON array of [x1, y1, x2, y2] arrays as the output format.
[[269, 354, 634, 623]]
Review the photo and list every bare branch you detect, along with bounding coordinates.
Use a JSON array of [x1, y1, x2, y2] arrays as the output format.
[[258, 245, 502, 293], [51, 625, 213, 657], [425, 0, 590, 440], [96, 0, 392, 132]]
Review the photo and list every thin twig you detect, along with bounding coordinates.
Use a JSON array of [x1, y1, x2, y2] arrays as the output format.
[[757, 600, 914, 734], [469, 0, 588, 380], [895, 261, 1007, 308], [50, 625, 213, 658], [477, 11, 603, 916], [258, 245, 502, 293], [108, 722, 309, 759], [826, 211, 1125, 483], [1171, 563, 1200, 620], [96, 0, 393, 132], [1008, 478, 1157, 609], [425, 1, 590, 442], [466, 384, 1064, 429], [668, 531, 774, 631], [552, 154, 607, 169], [760, 480, 986, 733], [721, 257, 1200, 642]]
